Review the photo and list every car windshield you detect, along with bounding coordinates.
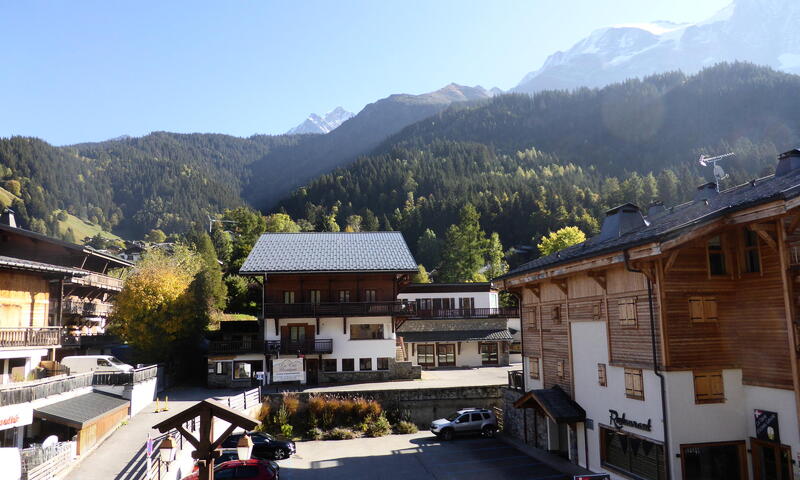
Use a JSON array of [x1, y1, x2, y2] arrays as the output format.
[[108, 357, 125, 365], [446, 412, 461, 421]]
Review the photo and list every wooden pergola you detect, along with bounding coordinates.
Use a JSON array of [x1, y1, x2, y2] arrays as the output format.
[[153, 399, 259, 480]]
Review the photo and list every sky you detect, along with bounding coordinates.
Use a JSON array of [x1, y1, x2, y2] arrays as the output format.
[[0, 0, 730, 145]]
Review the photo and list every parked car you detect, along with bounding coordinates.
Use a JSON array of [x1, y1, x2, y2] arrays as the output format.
[[182, 459, 278, 480], [191, 450, 279, 474], [61, 355, 133, 374], [221, 432, 295, 460], [430, 408, 498, 441]]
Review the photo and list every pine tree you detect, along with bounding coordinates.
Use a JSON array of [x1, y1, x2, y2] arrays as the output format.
[[415, 229, 441, 271], [485, 232, 508, 280], [438, 204, 488, 282]]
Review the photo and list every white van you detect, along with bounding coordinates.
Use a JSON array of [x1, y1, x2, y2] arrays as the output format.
[[61, 355, 133, 374]]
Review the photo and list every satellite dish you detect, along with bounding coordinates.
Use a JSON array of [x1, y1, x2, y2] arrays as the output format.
[[698, 152, 734, 188], [41, 435, 58, 448]]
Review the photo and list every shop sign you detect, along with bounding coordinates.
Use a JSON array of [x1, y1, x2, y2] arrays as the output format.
[[609, 409, 652, 432], [754, 409, 780, 443], [272, 358, 305, 382], [0, 404, 33, 431]]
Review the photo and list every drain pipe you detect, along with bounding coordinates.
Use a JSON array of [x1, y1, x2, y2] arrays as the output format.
[[624, 251, 671, 480]]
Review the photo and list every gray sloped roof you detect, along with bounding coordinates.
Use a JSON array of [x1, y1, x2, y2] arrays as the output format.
[[0, 256, 88, 276], [239, 232, 418, 274], [34, 391, 129, 428], [399, 329, 513, 343], [503, 167, 800, 279], [514, 385, 586, 423]]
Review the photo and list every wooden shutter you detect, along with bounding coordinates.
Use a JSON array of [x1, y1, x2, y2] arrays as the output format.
[[694, 370, 724, 403], [703, 298, 718, 322], [280, 325, 289, 339], [689, 297, 704, 322], [557, 359, 565, 378], [598, 363, 607, 386], [592, 303, 601, 321], [552, 305, 561, 324], [625, 368, 644, 399], [618, 298, 637, 326]]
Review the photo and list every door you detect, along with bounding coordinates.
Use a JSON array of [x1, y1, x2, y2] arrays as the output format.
[[480, 343, 499, 365], [681, 441, 747, 480], [306, 358, 319, 384], [557, 423, 569, 459], [453, 414, 472, 433], [437, 344, 456, 367], [752, 438, 793, 480]]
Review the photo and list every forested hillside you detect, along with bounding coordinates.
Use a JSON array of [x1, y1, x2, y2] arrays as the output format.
[[275, 63, 800, 259]]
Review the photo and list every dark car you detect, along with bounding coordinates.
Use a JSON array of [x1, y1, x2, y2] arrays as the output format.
[[182, 459, 278, 480], [221, 432, 296, 460]]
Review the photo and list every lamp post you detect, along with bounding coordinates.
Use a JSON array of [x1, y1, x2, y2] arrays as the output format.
[[159, 436, 175, 470], [236, 434, 253, 461]]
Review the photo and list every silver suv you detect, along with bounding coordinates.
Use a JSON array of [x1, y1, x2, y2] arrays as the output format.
[[430, 408, 498, 441]]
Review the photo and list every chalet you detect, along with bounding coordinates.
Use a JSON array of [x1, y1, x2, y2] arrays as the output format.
[[396, 283, 519, 368], [499, 149, 800, 480], [218, 232, 420, 387]]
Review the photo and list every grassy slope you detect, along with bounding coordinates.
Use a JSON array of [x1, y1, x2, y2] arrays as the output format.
[[56, 211, 122, 243]]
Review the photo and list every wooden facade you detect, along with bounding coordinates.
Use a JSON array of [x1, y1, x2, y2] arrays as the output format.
[[0, 271, 49, 328], [264, 272, 401, 305]]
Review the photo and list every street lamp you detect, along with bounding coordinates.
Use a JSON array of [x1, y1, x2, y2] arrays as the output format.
[[159, 436, 175, 465], [237, 434, 253, 461]]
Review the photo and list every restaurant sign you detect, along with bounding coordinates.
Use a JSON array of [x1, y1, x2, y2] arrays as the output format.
[[609, 409, 652, 432], [271, 358, 305, 383], [0, 404, 33, 431], [754, 409, 780, 443]]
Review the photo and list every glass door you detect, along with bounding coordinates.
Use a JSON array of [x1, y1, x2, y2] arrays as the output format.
[[751, 438, 793, 480]]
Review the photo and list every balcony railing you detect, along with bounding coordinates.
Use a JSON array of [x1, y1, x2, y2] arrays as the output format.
[[266, 339, 333, 355], [66, 272, 124, 291], [62, 300, 113, 317], [411, 307, 520, 319], [508, 369, 524, 391], [264, 301, 414, 318], [0, 372, 93, 406], [92, 364, 159, 386], [0, 327, 62, 348], [61, 333, 119, 348], [208, 339, 262, 354]]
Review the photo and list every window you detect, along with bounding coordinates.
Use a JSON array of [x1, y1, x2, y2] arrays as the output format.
[[323, 359, 337, 372], [557, 359, 565, 378], [694, 370, 725, 404], [681, 442, 746, 480], [529, 357, 540, 379], [689, 296, 718, 323], [364, 289, 377, 302], [480, 343, 499, 365], [233, 361, 251, 379], [417, 345, 435, 367], [601, 427, 665, 480], [309, 289, 321, 304], [416, 298, 432, 310], [743, 229, 761, 273], [551, 305, 562, 324], [97, 359, 111, 367], [618, 298, 637, 327], [470, 413, 482, 422], [523, 305, 538, 330], [288, 325, 306, 343], [215, 362, 225, 375], [708, 236, 726, 275], [341, 359, 354, 371], [437, 344, 456, 366], [598, 363, 607, 387], [338, 290, 350, 302], [350, 323, 384, 339], [359, 358, 372, 371], [624, 368, 644, 400], [377, 357, 389, 371], [592, 303, 602, 321], [283, 291, 295, 304], [460, 297, 475, 311]]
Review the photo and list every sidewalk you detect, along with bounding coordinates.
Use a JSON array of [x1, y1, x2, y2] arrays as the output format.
[[498, 432, 594, 477], [64, 386, 243, 480]]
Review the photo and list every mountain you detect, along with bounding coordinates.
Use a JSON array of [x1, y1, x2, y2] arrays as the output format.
[[286, 107, 354, 135], [515, 0, 800, 93]]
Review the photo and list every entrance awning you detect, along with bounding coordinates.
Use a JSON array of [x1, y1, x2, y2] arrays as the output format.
[[513, 385, 586, 424], [399, 329, 513, 343], [34, 391, 129, 429]]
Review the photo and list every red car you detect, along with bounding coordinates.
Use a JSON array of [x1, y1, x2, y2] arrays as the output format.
[[182, 459, 278, 480]]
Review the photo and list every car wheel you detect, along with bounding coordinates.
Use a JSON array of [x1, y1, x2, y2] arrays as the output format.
[[440, 429, 454, 441], [273, 448, 289, 460], [482, 425, 497, 438]]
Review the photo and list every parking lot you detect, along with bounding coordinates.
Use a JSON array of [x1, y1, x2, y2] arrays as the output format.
[[276, 432, 570, 480]]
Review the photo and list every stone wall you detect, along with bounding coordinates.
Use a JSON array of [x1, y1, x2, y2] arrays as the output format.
[[266, 384, 502, 425], [317, 358, 420, 384], [398, 317, 508, 332], [501, 387, 548, 448]]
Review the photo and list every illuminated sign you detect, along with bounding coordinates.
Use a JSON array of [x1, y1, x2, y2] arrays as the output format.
[[0, 404, 33, 431]]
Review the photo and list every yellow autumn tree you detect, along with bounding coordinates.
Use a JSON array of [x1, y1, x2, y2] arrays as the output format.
[[110, 246, 204, 361]]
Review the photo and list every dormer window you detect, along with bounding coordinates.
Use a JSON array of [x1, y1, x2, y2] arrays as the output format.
[[707, 236, 726, 276]]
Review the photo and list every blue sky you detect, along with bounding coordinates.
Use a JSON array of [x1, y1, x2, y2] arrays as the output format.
[[0, 0, 729, 145]]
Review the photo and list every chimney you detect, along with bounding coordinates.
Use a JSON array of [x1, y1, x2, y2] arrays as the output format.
[[694, 182, 718, 202], [647, 201, 666, 219], [1, 208, 16, 228], [598, 203, 649, 241], [776, 149, 800, 177]]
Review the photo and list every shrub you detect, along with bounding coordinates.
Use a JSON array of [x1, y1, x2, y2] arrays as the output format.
[[352, 396, 370, 421], [325, 427, 357, 440], [282, 392, 299, 416], [280, 424, 294, 438], [306, 427, 324, 440], [257, 402, 272, 423], [365, 399, 382, 419], [308, 394, 325, 417], [274, 405, 290, 426], [394, 421, 418, 434], [364, 415, 391, 438]]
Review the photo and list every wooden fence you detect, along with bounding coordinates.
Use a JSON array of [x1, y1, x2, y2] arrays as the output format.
[[22, 441, 75, 480]]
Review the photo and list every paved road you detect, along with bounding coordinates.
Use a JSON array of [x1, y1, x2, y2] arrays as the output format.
[[277, 432, 570, 480], [65, 386, 242, 480]]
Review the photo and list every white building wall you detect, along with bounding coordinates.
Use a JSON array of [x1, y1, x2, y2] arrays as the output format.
[[397, 290, 498, 309], [0, 349, 48, 384], [405, 341, 485, 367]]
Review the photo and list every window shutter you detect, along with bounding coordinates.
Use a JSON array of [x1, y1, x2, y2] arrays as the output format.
[[689, 298, 704, 321], [703, 298, 718, 321], [624, 370, 633, 393]]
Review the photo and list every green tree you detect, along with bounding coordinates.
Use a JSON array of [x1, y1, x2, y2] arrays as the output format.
[[415, 229, 441, 271], [4, 179, 20, 197], [265, 213, 300, 233], [485, 232, 508, 280], [211, 226, 233, 265], [412, 264, 431, 283], [223, 207, 267, 269], [56, 210, 68, 221], [438, 204, 488, 282], [144, 229, 167, 243], [63, 227, 77, 244], [321, 206, 341, 232], [362, 209, 380, 231], [345, 215, 362, 232], [537, 226, 586, 256]]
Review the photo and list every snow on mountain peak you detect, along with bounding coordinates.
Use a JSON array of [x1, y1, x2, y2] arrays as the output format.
[[287, 107, 355, 135]]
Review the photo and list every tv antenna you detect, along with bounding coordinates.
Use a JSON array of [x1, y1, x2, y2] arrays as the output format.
[[699, 152, 735, 190], [207, 215, 237, 233]]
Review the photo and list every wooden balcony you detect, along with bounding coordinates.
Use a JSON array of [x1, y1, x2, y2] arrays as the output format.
[[65, 272, 124, 292], [0, 327, 62, 348], [264, 301, 414, 318], [266, 339, 333, 355], [411, 307, 519, 319], [63, 300, 113, 317], [0, 372, 93, 406], [208, 339, 262, 354]]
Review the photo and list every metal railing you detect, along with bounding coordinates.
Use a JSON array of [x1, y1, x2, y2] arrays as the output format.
[[265, 338, 333, 354], [92, 364, 159, 386], [0, 326, 62, 348], [508, 369, 524, 391], [208, 338, 261, 354], [411, 307, 520, 319], [264, 301, 414, 317], [61, 332, 119, 348], [62, 300, 113, 317], [0, 372, 93, 406], [66, 272, 124, 291]]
